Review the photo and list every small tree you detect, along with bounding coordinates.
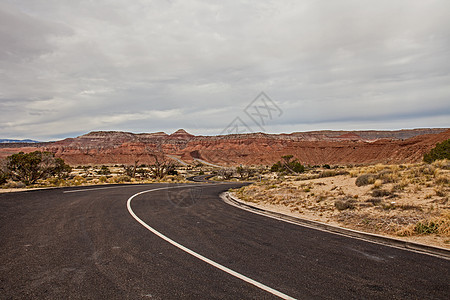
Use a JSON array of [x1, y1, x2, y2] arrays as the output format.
[[218, 168, 234, 180], [5, 151, 71, 185], [423, 139, 450, 163], [271, 155, 304, 174], [149, 154, 176, 179]]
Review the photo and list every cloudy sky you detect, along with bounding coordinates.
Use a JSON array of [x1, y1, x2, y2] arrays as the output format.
[[1, 0, 449, 141]]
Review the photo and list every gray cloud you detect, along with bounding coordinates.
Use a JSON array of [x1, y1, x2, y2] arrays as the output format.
[[1, 0, 449, 140]]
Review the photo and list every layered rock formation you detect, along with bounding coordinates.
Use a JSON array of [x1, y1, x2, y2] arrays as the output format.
[[0, 128, 448, 166]]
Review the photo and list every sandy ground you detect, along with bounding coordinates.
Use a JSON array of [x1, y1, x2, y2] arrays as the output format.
[[233, 164, 449, 249]]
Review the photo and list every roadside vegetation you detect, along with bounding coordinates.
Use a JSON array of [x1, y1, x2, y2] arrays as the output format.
[[230, 156, 450, 248], [0, 152, 209, 189]]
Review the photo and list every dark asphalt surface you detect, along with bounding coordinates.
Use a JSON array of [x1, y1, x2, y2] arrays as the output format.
[[1, 183, 449, 299]]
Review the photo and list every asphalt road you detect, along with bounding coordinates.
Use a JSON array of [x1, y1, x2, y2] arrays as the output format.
[[1, 183, 449, 299]]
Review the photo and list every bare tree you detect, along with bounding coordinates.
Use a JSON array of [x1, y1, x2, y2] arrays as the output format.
[[146, 144, 177, 179]]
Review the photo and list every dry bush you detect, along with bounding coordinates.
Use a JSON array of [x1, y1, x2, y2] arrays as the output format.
[[335, 199, 355, 210], [397, 212, 450, 236], [371, 189, 395, 198]]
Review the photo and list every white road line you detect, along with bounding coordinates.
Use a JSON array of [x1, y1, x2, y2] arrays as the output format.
[[127, 186, 296, 300], [63, 185, 141, 193]]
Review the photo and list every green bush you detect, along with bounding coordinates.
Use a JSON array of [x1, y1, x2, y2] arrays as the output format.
[[271, 155, 305, 174], [423, 139, 450, 163], [415, 221, 440, 234], [5, 151, 71, 185]]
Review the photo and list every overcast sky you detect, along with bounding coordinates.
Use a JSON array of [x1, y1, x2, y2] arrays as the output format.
[[1, 0, 449, 140]]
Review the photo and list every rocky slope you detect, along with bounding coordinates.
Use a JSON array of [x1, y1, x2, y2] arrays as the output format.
[[0, 128, 448, 166]]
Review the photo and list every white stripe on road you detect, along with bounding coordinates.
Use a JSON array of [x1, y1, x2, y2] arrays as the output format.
[[63, 185, 141, 193], [127, 186, 296, 300]]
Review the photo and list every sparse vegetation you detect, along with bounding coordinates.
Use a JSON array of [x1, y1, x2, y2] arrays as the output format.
[[231, 160, 450, 248]]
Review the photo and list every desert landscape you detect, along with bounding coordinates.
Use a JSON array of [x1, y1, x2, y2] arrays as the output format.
[[1, 128, 449, 249]]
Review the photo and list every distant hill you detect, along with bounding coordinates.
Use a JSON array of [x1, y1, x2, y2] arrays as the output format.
[[0, 128, 448, 166], [0, 139, 40, 143]]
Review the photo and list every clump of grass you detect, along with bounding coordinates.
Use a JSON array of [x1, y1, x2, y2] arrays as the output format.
[[372, 179, 383, 189], [355, 174, 376, 186], [377, 170, 398, 183]]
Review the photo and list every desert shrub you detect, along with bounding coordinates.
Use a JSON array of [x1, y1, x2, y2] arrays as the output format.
[[271, 155, 305, 174], [372, 189, 395, 198], [72, 175, 86, 185], [420, 165, 436, 175], [435, 176, 449, 185], [415, 221, 440, 234], [99, 176, 107, 183], [335, 199, 355, 210], [377, 170, 398, 183], [423, 139, 450, 163], [355, 174, 376, 186], [97, 165, 110, 175], [110, 175, 131, 183], [4, 151, 71, 185], [407, 214, 450, 236]]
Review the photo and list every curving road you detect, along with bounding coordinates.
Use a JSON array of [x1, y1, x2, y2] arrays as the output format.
[[1, 183, 449, 299]]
